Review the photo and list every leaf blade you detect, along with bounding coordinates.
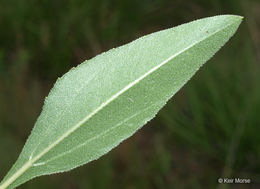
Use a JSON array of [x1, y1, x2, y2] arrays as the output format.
[[0, 15, 242, 189]]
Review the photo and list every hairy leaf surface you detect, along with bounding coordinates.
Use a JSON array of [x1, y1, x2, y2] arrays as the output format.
[[0, 15, 242, 189]]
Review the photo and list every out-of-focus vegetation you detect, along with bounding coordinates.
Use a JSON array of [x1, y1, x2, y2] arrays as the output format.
[[0, 0, 259, 188]]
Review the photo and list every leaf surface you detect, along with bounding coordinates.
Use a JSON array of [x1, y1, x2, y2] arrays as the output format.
[[0, 15, 242, 189]]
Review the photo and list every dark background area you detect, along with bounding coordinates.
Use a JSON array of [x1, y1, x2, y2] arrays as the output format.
[[0, 0, 259, 188]]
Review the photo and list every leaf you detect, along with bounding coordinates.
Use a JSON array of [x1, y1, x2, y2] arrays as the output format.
[[0, 15, 242, 189]]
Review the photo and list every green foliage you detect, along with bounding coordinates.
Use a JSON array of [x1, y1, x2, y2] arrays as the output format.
[[0, 15, 242, 188]]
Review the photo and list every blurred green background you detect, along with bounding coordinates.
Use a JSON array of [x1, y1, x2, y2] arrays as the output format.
[[0, 0, 259, 188]]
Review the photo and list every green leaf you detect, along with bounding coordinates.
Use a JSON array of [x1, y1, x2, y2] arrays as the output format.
[[0, 15, 242, 189]]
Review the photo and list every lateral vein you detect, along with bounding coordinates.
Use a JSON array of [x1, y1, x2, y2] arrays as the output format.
[[34, 102, 160, 165]]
